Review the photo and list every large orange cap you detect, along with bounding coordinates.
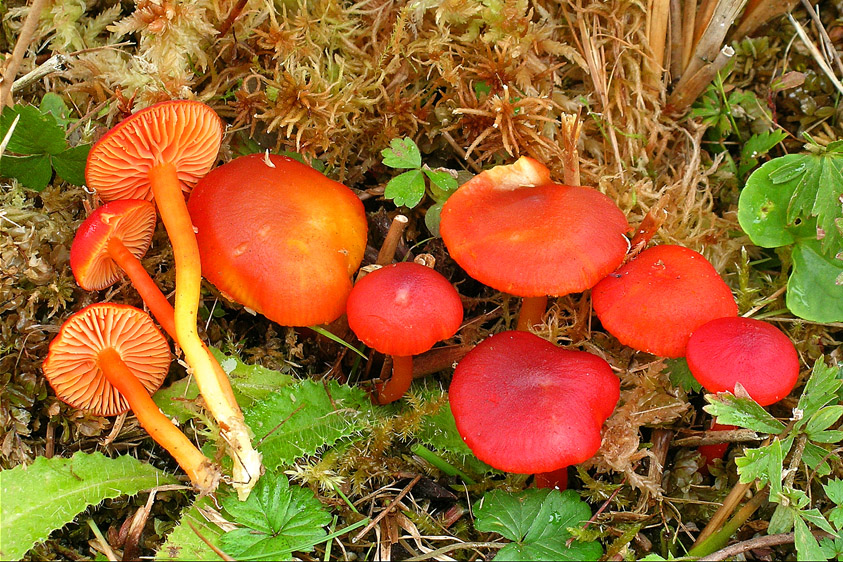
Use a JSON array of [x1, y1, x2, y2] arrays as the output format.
[[86, 100, 223, 202], [346, 262, 464, 357], [42, 303, 171, 416], [440, 157, 630, 297], [70, 200, 157, 291], [187, 153, 368, 326], [449, 331, 619, 474], [592, 245, 738, 358]]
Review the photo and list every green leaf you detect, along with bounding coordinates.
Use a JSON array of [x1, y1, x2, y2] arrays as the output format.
[[805, 406, 843, 442], [384, 169, 426, 208], [0, 105, 66, 155], [154, 347, 295, 423], [423, 168, 459, 201], [245, 379, 372, 470], [802, 442, 833, 476], [823, 479, 843, 505], [219, 471, 331, 561], [769, 503, 795, 534], [797, 359, 843, 422], [801, 509, 837, 535], [794, 514, 830, 562], [703, 392, 786, 434], [735, 437, 792, 486], [0, 451, 179, 560], [739, 155, 809, 248], [0, 153, 53, 190], [666, 358, 703, 393], [381, 137, 422, 169], [156, 497, 224, 561], [786, 240, 843, 323], [739, 129, 788, 180], [51, 144, 91, 185], [39, 93, 73, 127], [474, 489, 602, 561], [424, 201, 444, 237], [416, 392, 476, 457]]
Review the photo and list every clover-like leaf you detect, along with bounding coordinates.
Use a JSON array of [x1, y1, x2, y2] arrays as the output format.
[[666, 358, 703, 393], [735, 437, 792, 486], [0, 105, 66, 155], [220, 471, 332, 561], [474, 488, 602, 561], [381, 137, 422, 169], [796, 358, 843, 422], [703, 392, 786, 434], [384, 169, 426, 208]]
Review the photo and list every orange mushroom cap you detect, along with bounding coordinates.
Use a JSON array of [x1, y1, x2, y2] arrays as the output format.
[[42, 303, 171, 416], [70, 200, 157, 291], [440, 157, 630, 297], [346, 262, 464, 357], [187, 153, 368, 326], [85, 100, 223, 201], [592, 245, 738, 358]]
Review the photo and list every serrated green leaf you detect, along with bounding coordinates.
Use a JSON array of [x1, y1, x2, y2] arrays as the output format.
[[787, 240, 843, 323], [824, 479, 843, 505], [154, 347, 295, 423], [703, 392, 786, 434], [424, 168, 459, 200], [219, 471, 331, 561], [381, 137, 422, 169], [735, 437, 792, 486], [802, 442, 833, 476], [384, 169, 426, 208], [424, 201, 444, 237], [769, 503, 795, 534], [245, 380, 372, 470], [0, 153, 53, 190], [156, 497, 224, 561], [666, 358, 703, 393], [794, 514, 830, 562], [805, 406, 843, 434], [0, 451, 178, 560], [39, 93, 73, 127], [51, 144, 91, 185], [797, 359, 843, 421], [474, 489, 602, 562], [801, 509, 837, 535], [739, 130, 788, 179], [0, 105, 66, 155]]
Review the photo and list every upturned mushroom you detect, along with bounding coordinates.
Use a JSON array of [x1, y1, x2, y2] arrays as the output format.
[[42, 303, 220, 493], [591, 244, 738, 358], [85, 100, 260, 499], [71, 199, 175, 337], [187, 153, 368, 327], [439, 157, 629, 331], [346, 261, 464, 404], [449, 331, 619, 475], [685, 316, 799, 406]]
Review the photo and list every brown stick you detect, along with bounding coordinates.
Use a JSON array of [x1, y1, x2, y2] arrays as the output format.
[[558, 114, 582, 186], [0, 0, 50, 111], [681, 0, 698, 71], [703, 531, 834, 561], [352, 475, 422, 542], [683, 0, 747, 82], [376, 214, 409, 266], [692, 480, 752, 546], [669, 0, 684, 80], [667, 45, 735, 114], [673, 428, 759, 447], [647, 0, 672, 88]]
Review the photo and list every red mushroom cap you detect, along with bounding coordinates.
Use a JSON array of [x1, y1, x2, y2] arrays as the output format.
[[346, 262, 463, 357], [449, 331, 619, 474], [42, 303, 171, 416], [440, 157, 629, 297], [686, 316, 799, 406], [85, 100, 223, 201], [592, 244, 738, 358], [70, 200, 157, 291], [188, 153, 368, 326]]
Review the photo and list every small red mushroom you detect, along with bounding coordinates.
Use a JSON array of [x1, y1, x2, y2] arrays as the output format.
[[449, 331, 619, 474], [592, 245, 738, 358], [42, 303, 220, 493], [439, 157, 629, 331], [686, 316, 799, 406], [346, 261, 463, 404]]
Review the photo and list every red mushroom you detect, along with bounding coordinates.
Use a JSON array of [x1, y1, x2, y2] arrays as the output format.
[[591, 244, 738, 358], [686, 316, 799, 406], [70, 199, 175, 338], [440, 157, 629, 330], [449, 331, 619, 474], [346, 261, 464, 404], [42, 303, 220, 493], [188, 153, 368, 327], [85, 100, 260, 499]]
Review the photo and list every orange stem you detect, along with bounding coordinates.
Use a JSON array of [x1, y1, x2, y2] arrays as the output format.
[[377, 355, 414, 404], [517, 296, 548, 331], [98, 347, 220, 493], [107, 237, 177, 339], [149, 163, 261, 499]]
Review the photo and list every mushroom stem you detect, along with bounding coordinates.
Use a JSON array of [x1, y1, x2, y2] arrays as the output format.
[[377, 355, 414, 404], [148, 163, 262, 499], [517, 296, 548, 331], [97, 347, 220, 494], [106, 237, 177, 338]]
